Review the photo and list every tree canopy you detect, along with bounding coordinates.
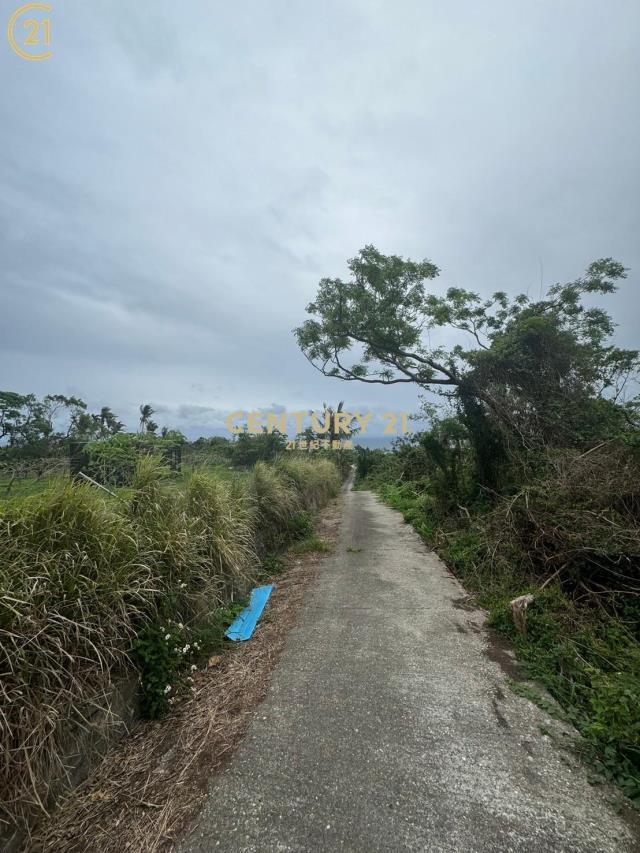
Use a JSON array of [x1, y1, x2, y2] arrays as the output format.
[[294, 246, 639, 450]]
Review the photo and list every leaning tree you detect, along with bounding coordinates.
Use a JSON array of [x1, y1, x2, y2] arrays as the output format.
[[294, 246, 638, 486]]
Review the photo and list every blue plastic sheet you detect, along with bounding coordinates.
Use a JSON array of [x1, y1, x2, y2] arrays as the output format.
[[225, 584, 273, 641]]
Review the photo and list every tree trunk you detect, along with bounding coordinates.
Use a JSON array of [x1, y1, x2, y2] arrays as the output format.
[[457, 385, 505, 495]]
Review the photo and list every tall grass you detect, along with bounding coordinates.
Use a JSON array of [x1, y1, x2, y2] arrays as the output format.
[[185, 472, 258, 603], [248, 458, 341, 551], [0, 454, 341, 840], [277, 457, 341, 510], [250, 462, 302, 550], [0, 484, 152, 831]]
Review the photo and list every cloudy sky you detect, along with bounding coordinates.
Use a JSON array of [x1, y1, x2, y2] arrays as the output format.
[[1, 0, 639, 438]]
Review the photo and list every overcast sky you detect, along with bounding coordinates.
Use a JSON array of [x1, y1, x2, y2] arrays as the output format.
[[1, 0, 639, 437]]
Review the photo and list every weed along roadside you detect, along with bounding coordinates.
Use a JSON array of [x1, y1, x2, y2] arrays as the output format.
[[0, 454, 343, 851], [29, 499, 342, 853], [363, 461, 640, 811]]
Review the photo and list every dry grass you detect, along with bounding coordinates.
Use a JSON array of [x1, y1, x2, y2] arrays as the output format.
[[30, 500, 342, 853], [486, 444, 640, 600], [0, 483, 153, 840], [0, 455, 342, 847], [276, 457, 341, 511]]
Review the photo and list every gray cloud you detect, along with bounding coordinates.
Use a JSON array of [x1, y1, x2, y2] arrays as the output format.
[[1, 0, 638, 432]]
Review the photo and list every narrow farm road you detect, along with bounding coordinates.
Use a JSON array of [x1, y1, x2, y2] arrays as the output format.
[[179, 479, 638, 853]]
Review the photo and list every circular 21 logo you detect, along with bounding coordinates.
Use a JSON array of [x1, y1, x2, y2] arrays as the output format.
[[7, 3, 52, 61]]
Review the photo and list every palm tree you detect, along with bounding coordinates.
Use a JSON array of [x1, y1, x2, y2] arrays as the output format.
[[139, 404, 155, 433], [322, 400, 345, 444], [99, 406, 113, 425], [98, 406, 122, 435], [71, 412, 100, 439]]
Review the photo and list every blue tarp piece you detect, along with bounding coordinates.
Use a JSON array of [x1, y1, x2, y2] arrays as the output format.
[[225, 584, 273, 641]]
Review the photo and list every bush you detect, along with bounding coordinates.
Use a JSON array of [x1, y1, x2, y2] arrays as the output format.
[[134, 619, 200, 719], [133, 602, 244, 719], [288, 511, 314, 540], [230, 431, 287, 467], [85, 433, 183, 486]]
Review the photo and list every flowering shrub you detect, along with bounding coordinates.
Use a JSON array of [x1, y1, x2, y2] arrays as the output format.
[[134, 619, 201, 718], [133, 599, 247, 718]]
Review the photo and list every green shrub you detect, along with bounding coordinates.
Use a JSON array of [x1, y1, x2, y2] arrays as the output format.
[[288, 511, 314, 540], [134, 602, 245, 719], [85, 433, 181, 486], [230, 430, 287, 467], [261, 553, 286, 575], [134, 618, 199, 719], [289, 535, 330, 554]]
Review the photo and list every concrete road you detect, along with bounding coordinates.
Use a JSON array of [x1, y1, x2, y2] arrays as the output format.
[[179, 482, 638, 853]]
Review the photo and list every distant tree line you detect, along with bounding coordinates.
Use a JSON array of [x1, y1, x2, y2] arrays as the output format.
[[0, 393, 177, 460]]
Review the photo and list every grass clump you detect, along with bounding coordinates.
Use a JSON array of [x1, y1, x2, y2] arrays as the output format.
[[0, 483, 151, 832], [289, 535, 331, 555], [184, 472, 258, 603], [250, 461, 301, 548], [0, 453, 342, 840], [277, 457, 341, 510], [259, 553, 287, 578]]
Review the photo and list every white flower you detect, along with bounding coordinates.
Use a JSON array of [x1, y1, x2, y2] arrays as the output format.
[[190, 664, 197, 672], [182, 644, 191, 653], [164, 633, 171, 641], [164, 684, 172, 694], [177, 623, 184, 630], [180, 582, 187, 589]]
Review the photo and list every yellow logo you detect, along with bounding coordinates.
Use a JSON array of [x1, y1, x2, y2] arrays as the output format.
[[7, 3, 52, 61]]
